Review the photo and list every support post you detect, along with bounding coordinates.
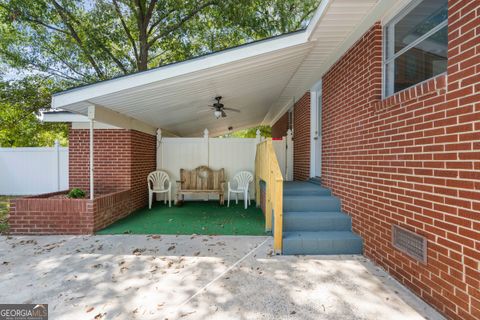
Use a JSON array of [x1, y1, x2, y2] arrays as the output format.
[[156, 128, 162, 170], [204, 128, 209, 201], [54, 139, 60, 191], [204, 128, 209, 166], [255, 129, 261, 144], [88, 105, 95, 200], [286, 129, 293, 181]]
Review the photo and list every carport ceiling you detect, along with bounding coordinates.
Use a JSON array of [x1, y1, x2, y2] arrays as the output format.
[[52, 0, 380, 137]]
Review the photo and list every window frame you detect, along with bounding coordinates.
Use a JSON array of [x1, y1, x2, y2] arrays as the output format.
[[382, 0, 449, 98]]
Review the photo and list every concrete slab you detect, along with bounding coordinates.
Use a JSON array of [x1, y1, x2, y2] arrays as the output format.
[[0, 235, 444, 320]]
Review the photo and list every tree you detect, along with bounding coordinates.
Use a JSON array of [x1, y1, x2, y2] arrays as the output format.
[[0, 0, 318, 146], [0, 0, 319, 83], [0, 76, 68, 147]]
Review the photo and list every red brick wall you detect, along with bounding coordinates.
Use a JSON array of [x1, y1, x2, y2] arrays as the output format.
[[9, 191, 93, 234], [271, 112, 289, 138], [293, 92, 311, 180], [130, 131, 157, 211], [321, 1, 480, 318], [69, 129, 132, 193], [69, 129, 156, 211], [9, 190, 132, 235], [93, 190, 132, 231]]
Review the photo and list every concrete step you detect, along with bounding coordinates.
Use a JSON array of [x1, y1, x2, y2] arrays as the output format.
[[309, 177, 322, 186], [283, 231, 363, 255], [283, 182, 331, 196], [283, 211, 352, 232], [283, 195, 341, 212]]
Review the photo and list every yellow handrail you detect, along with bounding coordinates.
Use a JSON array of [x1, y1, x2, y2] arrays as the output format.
[[255, 139, 283, 254]]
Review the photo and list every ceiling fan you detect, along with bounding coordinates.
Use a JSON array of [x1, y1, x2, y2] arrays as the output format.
[[204, 96, 240, 119]]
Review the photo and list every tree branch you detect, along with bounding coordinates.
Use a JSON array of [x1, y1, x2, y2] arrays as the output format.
[[148, 7, 176, 36], [51, 0, 105, 79], [145, 0, 158, 24], [0, 3, 69, 35], [53, 0, 129, 75], [112, 0, 139, 61], [43, 43, 89, 79], [147, 1, 217, 47], [295, 7, 317, 30]]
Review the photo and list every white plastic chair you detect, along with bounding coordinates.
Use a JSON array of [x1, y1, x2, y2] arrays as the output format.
[[148, 170, 172, 209], [227, 171, 254, 209]]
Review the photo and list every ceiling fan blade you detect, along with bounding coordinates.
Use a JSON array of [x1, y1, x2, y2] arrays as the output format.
[[223, 107, 240, 113], [221, 110, 227, 118]]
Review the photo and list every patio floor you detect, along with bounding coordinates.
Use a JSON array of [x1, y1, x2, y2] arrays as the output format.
[[97, 201, 266, 236], [0, 235, 444, 320]]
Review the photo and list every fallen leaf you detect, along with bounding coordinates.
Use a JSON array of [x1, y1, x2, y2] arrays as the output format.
[[180, 311, 195, 317], [133, 248, 145, 256], [86, 307, 94, 313]]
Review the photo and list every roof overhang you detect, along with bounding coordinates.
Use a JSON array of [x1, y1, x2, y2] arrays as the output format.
[[52, 0, 390, 137], [41, 111, 89, 123]]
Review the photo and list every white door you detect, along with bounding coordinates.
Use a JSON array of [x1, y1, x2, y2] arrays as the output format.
[[314, 88, 322, 177], [310, 80, 322, 178]]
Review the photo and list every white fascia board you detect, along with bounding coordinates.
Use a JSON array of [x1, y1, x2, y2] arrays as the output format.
[[305, 0, 333, 40], [41, 111, 89, 123], [52, 31, 307, 109]]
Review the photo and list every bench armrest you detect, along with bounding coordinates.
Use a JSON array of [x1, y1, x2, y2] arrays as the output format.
[[176, 180, 183, 190]]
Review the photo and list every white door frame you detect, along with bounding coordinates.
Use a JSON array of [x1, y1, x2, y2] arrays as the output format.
[[310, 80, 322, 178]]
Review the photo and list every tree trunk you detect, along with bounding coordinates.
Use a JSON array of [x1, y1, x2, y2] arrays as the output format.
[[135, 0, 157, 71], [138, 26, 149, 71]]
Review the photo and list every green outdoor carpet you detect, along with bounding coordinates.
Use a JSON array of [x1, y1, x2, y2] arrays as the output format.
[[97, 201, 266, 236]]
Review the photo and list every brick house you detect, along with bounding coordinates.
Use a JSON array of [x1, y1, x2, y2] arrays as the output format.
[[9, 0, 479, 319], [271, 1, 479, 319]]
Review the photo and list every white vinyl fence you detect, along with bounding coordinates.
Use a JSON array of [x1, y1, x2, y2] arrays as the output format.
[[0, 141, 68, 195], [157, 129, 293, 201]]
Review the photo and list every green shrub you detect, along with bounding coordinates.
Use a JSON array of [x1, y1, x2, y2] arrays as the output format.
[[67, 188, 86, 199]]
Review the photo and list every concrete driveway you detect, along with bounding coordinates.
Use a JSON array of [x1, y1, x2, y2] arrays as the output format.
[[0, 235, 444, 320]]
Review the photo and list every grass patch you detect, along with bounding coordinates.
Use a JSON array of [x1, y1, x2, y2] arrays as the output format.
[[0, 195, 13, 233], [97, 200, 266, 236]]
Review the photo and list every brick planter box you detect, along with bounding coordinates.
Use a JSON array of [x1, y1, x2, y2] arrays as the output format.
[[9, 189, 133, 235]]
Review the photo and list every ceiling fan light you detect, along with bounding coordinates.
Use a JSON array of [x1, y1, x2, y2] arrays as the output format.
[[214, 110, 222, 119]]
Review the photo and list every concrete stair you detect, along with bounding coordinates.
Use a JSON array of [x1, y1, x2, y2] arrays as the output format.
[[282, 181, 363, 255], [308, 177, 322, 186]]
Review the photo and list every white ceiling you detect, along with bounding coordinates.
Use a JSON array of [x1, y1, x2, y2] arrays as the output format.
[[53, 0, 382, 137]]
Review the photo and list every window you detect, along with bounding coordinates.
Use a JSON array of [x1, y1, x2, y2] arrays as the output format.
[[384, 0, 448, 97]]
